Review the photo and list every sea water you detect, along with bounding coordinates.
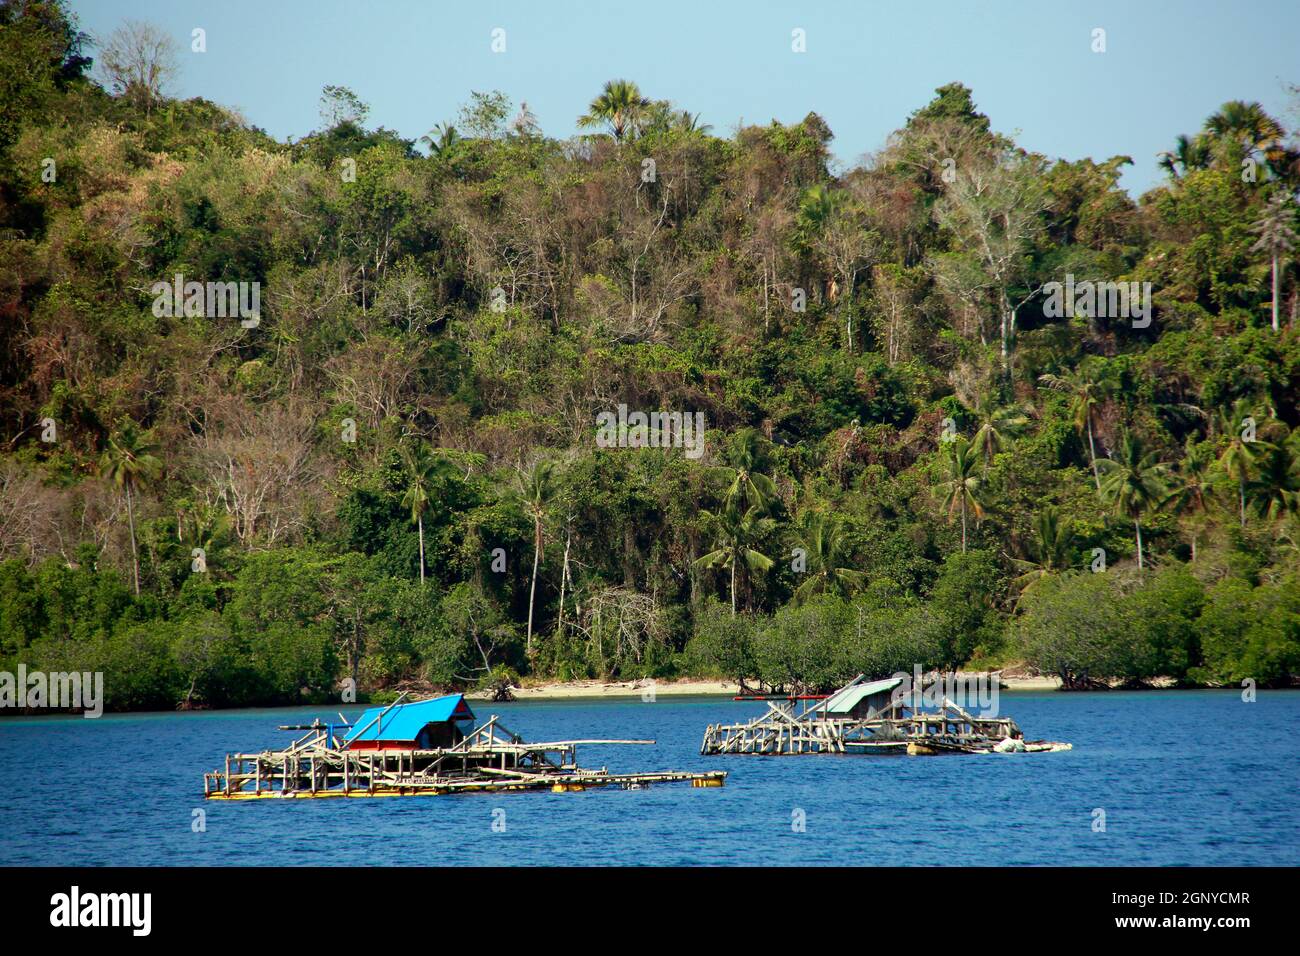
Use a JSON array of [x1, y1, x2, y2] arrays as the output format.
[[1, 691, 1296, 866]]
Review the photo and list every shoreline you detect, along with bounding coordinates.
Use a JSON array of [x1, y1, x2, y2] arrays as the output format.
[[465, 672, 1064, 701], [14, 674, 1271, 720]]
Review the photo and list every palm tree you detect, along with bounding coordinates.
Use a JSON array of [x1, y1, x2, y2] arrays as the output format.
[[1097, 430, 1169, 570], [939, 437, 985, 553], [1011, 506, 1075, 601], [1214, 400, 1272, 528], [1161, 438, 1217, 561], [1164, 439, 1215, 514], [1039, 367, 1107, 489], [795, 184, 841, 282], [1158, 133, 1211, 181], [671, 109, 711, 135], [401, 443, 449, 585], [792, 512, 866, 604], [576, 79, 650, 142], [100, 417, 162, 596], [693, 502, 775, 615], [708, 428, 777, 514], [641, 102, 713, 138], [420, 122, 461, 157], [517, 458, 557, 654], [1204, 100, 1286, 172], [797, 184, 841, 234], [970, 393, 1030, 472], [1247, 433, 1300, 522], [1249, 193, 1297, 333]]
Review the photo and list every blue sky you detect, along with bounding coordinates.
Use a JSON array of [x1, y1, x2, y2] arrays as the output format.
[[70, 0, 1299, 195]]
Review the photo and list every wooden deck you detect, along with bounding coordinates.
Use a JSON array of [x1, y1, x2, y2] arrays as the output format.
[[700, 687, 1066, 757], [205, 714, 727, 798]]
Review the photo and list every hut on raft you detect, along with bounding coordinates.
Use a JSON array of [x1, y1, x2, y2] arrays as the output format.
[[700, 674, 1072, 756], [344, 694, 477, 750], [204, 692, 726, 799]]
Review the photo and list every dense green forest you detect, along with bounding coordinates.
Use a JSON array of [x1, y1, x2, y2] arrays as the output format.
[[2, 2, 1299, 711]]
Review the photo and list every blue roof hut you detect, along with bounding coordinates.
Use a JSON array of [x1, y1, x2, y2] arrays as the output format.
[[344, 694, 476, 751]]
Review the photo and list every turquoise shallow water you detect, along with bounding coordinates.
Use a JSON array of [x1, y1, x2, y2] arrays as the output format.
[[1, 690, 1297, 866]]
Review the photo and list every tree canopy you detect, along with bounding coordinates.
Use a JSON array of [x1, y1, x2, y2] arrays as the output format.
[[1, 4, 1299, 709]]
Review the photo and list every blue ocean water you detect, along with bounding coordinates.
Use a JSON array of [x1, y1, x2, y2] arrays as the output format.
[[1, 691, 1296, 866]]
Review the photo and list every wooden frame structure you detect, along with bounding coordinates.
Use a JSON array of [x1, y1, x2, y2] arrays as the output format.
[[205, 712, 726, 799], [701, 679, 1069, 756]]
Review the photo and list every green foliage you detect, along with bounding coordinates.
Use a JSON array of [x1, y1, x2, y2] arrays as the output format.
[[752, 592, 943, 692], [1192, 573, 1300, 686], [684, 600, 758, 684], [2, 9, 1299, 712], [928, 549, 1005, 666], [1015, 567, 1206, 687]]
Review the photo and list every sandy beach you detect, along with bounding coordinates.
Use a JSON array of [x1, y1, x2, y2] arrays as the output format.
[[465, 672, 1063, 701], [465, 678, 739, 701]]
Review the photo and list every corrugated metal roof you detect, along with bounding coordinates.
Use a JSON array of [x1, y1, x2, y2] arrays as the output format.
[[813, 676, 903, 715], [345, 694, 475, 743]]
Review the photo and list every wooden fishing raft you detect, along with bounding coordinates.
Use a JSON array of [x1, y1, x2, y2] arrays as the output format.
[[700, 675, 1071, 756], [205, 693, 725, 799]]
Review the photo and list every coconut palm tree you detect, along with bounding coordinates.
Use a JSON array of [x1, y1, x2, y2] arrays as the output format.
[[1161, 438, 1217, 561], [1247, 432, 1300, 522], [1158, 133, 1211, 181], [709, 428, 777, 514], [1213, 400, 1272, 528], [792, 512, 867, 604], [1010, 506, 1075, 602], [939, 437, 985, 553], [100, 417, 162, 596], [671, 109, 711, 135], [576, 79, 650, 142], [693, 502, 775, 615], [1039, 367, 1107, 489], [970, 392, 1031, 472], [1097, 430, 1169, 570], [401, 443, 451, 585], [1249, 193, 1297, 333], [420, 122, 461, 157], [517, 458, 557, 654], [640, 102, 713, 138]]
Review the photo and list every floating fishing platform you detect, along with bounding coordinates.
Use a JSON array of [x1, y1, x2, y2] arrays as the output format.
[[205, 693, 726, 799], [700, 675, 1071, 756]]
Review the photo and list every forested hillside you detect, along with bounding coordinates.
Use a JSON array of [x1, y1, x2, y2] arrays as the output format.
[[2, 2, 1298, 711]]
